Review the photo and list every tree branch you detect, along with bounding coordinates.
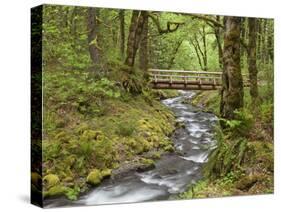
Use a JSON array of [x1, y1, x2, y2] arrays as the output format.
[[184, 14, 224, 28], [148, 13, 184, 34]]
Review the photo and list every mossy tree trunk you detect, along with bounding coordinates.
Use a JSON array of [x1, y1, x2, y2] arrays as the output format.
[[267, 20, 274, 63], [247, 18, 259, 103], [88, 8, 101, 68], [214, 16, 223, 69], [139, 12, 149, 72], [119, 10, 125, 60], [220, 16, 244, 119], [124, 10, 146, 69]]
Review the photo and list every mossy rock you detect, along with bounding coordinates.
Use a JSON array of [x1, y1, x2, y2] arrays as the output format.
[[44, 185, 66, 198], [86, 169, 103, 185], [164, 144, 175, 152], [81, 130, 104, 142], [31, 172, 42, 188], [235, 175, 263, 191], [151, 152, 161, 159], [43, 174, 60, 189], [101, 169, 112, 178], [137, 158, 155, 172]]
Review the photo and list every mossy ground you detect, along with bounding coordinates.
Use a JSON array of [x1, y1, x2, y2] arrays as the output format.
[[42, 69, 176, 200], [178, 86, 273, 199]]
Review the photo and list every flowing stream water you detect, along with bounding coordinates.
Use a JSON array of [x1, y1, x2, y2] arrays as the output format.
[[45, 91, 218, 208]]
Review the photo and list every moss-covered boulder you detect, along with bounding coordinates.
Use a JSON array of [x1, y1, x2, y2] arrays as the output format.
[[44, 185, 66, 198], [43, 174, 60, 189], [101, 169, 112, 178], [137, 158, 155, 172], [86, 169, 103, 185]]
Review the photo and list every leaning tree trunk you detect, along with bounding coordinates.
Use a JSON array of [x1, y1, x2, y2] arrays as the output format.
[[202, 25, 208, 71], [87, 8, 101, 67], [139, 12, 149, 72], [247, 18, 259, 103], [220, 16, 244, 119], [124, 10, 146, 69]]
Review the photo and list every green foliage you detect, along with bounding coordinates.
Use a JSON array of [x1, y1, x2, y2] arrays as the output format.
[[220, 109, 254, 137], [115, 120, 136, 137]]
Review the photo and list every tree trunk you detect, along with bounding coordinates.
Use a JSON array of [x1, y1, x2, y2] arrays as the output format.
[[247, 18, 259, 103], [125, 10, 146, 69], [202, 26, 208, 71], [257, 19, 262, 60], [267, 20, 274, 62], [167, 40, 183, 69], [261, 19, 267, 64], [119, 10, 125, 59], [88, 8, 101, 67], [139, 12, 149, 71], [214, 16, 223, 68], [240, 17, 247, 69], [190, 37, 203, 70], [220, 16, 244, 119]]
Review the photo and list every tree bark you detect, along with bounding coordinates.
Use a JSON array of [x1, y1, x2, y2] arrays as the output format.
[[125, 11, 146, 69], [214, 16, 223, 68], [267, 20, 274, 62], [167, 40, 183, 69], [139, 12, 149, 71], [220, 16, 244, 119], [202, 25, 208, 71], [119, 10, 125, 59], [247, 18, 259, 102], [190, 37, 203, 70], [88, 8, 101, 67]]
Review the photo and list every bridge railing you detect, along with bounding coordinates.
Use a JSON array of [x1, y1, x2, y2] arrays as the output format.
[[148, 69, 223, 86], [148, 69, 249, 86]]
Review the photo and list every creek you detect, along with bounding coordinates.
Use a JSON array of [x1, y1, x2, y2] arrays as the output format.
[[45, 91, 218, 207]]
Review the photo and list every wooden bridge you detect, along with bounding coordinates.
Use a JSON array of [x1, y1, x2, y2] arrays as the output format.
[[148, 69, 249, 90]]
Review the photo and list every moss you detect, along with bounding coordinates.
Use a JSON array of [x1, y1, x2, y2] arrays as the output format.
[[101, 169, 112, 178], [151, 152, 161, 159], [164, 144, 175, 152], [235, 175, 266, 191], [44, 185, 66, 198], [86, 169, 103, 185], [138, 158, 156, 171], [54, 131, 70, 142], [42, 73, 176, 199], [43, 174, 60, 189], [31, 172, 42, 188], [63, 176, 73, 183], [80, 130, 103, 141], [175, 121, 185, 129]]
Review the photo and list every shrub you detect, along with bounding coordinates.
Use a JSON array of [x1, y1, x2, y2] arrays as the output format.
[[221, 109, 254, 137]]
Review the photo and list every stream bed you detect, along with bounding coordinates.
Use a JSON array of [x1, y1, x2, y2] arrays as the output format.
[[45, 91, 218, 208]]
